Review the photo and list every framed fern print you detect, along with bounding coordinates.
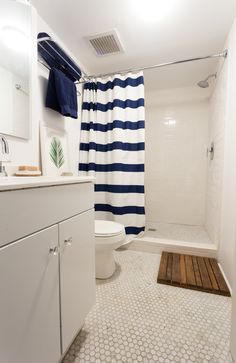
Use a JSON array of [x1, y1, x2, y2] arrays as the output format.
[[50, 137, 65, 169], [40, 122, 70, 176]]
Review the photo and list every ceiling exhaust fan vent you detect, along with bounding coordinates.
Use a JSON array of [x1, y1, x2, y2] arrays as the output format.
[[86, 30, 124, 56]]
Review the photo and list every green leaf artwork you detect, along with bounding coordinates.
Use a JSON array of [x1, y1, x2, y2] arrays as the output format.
[[49, 136, 65, 169]]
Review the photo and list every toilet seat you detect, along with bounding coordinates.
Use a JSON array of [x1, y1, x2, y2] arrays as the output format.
[[95, 220, 125, 237]]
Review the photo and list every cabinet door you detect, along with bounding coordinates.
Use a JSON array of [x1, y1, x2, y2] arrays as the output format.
[[59, 209, 95, 353], [0, 226, 61, 363]]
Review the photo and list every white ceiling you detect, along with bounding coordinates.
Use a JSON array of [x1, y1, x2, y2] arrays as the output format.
[[32, 0, 236, 90]]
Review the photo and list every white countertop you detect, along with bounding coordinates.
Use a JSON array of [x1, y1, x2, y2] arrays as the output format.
[[0, 176, 94, 191]]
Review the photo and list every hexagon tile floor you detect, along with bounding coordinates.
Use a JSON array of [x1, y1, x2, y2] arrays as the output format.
[[63, 250, 233, 363]]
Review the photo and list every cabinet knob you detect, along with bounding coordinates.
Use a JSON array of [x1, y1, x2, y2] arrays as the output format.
[[49, 246, 59, 256], [64, 237, 72, 246]]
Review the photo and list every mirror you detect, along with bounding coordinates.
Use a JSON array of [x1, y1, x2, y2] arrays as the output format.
[[0, 0, 31, 140]]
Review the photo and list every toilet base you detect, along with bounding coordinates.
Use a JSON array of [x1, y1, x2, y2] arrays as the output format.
[[95, 249, 116, 279]]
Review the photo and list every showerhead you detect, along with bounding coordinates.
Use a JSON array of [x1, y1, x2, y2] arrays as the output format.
[[197, 73, 217, 88]]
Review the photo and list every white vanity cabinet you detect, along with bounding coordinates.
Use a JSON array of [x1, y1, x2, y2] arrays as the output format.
[[0, 226, 61, 363], [0, 177, 95, 363]]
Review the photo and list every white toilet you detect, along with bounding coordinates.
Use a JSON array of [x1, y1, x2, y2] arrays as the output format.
[[95, 220, 126, 279]]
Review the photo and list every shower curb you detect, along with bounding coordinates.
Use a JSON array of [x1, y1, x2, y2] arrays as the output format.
[[122, 237, 217, 259]]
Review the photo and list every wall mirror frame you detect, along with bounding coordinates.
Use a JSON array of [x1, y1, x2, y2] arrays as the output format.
[[0, 0, 34, 140]]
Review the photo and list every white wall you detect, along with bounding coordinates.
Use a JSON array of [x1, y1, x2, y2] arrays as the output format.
[[219, 14, 236, 285], [202, 61, 236, 360], [205, 57, 228, 247], [36, 17, 83, 175], [204, 16, 236, 290], [145, 87, 209, 227], [4, 7, 87, 176], [227, 19, 236, 362], [219, 21, 236, 292]]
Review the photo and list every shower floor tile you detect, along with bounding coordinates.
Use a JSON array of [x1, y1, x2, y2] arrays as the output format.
[[145, 222, 212, 244], [63, 250, 232, 363]]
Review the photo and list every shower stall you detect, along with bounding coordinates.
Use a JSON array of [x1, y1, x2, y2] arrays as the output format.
[[129, 67, 226, 258]]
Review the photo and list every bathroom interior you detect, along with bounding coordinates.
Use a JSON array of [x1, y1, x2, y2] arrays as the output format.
[[0, 0, 236, 362]]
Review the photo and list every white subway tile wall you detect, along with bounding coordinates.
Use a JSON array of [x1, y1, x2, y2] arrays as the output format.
[[145, 99, 209, 226]]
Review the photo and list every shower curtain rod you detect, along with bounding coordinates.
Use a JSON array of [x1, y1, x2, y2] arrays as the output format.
[[79, 49, 228, 83]]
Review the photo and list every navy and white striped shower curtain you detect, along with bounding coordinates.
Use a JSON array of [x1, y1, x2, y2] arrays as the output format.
[[79, 72, 145, 236]]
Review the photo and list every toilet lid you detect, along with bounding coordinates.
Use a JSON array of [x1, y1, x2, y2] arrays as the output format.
[[95, 220, 125, 237]]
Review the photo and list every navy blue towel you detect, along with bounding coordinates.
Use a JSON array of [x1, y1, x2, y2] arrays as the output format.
[[46, 68, 78, 119]]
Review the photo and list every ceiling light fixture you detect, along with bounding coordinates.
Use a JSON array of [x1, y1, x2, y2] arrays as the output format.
[[133, 0, 174, 22]]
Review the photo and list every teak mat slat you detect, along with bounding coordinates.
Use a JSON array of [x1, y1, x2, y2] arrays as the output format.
[[157, 252, 231, 296]]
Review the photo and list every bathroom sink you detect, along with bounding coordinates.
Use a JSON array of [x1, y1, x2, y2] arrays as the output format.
[[0, 176, 43, 184]]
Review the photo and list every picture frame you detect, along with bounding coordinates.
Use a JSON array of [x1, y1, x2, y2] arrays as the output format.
[[40, 122, 70, 176]]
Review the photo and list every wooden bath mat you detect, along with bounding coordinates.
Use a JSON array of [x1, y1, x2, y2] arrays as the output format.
[[157, 252, 230, 296]]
